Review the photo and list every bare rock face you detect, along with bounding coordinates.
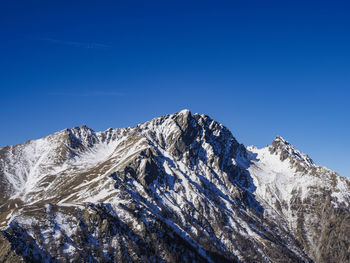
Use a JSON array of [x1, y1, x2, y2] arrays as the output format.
[[0, 110, 349, 262]]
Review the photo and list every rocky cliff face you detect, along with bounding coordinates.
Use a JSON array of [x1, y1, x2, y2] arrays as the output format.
[[0, 110, 349, 262]]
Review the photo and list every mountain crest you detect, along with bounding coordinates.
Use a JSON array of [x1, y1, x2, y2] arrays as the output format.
[[269, 136, 315, 171], [0, 111, 349, 263]]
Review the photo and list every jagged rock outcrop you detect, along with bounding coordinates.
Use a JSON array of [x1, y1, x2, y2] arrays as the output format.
[[0, 110, 349, 262]]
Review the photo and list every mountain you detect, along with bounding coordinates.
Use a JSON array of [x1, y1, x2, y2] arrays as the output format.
[[0, 110, 349, 263]]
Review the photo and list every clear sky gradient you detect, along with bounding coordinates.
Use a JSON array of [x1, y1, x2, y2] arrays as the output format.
[[1, 1, 349, 176]]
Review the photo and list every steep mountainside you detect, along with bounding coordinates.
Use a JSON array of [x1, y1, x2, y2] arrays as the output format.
[[0, 110, 349, 263], [248, 137, 350, 262]]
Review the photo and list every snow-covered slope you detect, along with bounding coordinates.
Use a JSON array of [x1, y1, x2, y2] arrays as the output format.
[[0, 110, 349, 263], [247, 137, 350, 262], [248, 137, 349, 215]]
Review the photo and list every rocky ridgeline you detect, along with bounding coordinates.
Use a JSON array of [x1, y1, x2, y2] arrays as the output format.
[[0, 110, 349, 262]]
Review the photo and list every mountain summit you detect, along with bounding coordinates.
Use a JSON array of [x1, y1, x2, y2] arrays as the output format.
[[0, 110, 349, 262]]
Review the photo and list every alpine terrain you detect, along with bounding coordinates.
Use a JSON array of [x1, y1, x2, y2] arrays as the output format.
[[0, 110, 349, 263]]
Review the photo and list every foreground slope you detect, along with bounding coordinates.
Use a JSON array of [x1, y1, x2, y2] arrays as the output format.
[[0, 110, 348, 262]]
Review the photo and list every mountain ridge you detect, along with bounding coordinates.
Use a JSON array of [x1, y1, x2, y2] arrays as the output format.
[[0, 110, 349, 262]]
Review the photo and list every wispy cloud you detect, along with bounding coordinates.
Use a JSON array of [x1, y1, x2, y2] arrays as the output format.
[[40, 38, 111, 49], [48, 91, 124, 97]]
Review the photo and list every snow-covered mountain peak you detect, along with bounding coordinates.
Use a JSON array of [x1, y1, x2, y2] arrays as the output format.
[[177, 108, 191, 115], [269, 136, 315, 171], [137, 110, 245, 166], [0, 111, 349, 263], [272, 135, 288, 144]]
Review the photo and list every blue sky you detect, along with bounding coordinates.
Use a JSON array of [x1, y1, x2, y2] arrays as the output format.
[[0, 1, 349, 176]]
